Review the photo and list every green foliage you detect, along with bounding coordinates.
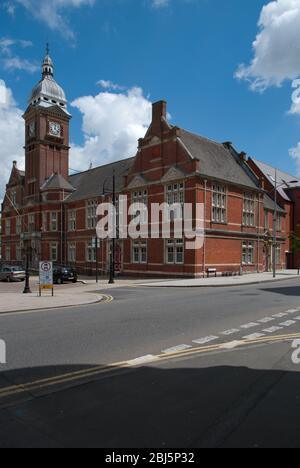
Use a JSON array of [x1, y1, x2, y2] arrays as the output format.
[[290, 225, 300, 252]]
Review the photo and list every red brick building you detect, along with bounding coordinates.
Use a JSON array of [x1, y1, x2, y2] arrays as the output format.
[[2, 51, 300, 278]]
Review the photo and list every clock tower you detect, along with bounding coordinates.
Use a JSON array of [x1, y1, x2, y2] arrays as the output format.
[[23, 46, 72, 201]]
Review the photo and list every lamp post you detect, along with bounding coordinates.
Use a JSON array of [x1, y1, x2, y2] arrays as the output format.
[[102, 171, 116, 285], [272, 169, 278, 279], [21, 234, 32, 294]]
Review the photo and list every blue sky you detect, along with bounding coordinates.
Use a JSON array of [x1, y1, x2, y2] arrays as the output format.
[[0, 0, 300, 192]]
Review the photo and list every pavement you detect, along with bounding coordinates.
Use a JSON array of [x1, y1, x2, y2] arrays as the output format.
[[139, 270, 300, 287], [0, 279, 300, 446], [0, 279, 104, 314], [0, 277, 153, 314], [0, 271, 299, 314]]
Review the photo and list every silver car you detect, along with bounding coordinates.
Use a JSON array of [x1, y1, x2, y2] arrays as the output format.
[[0, 266, 26, 282]]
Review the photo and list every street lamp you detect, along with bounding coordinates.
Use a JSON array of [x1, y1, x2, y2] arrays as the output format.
[[267, 171, 298, 278], [102, 171, 116, 285], [20, 233, 32, 294]]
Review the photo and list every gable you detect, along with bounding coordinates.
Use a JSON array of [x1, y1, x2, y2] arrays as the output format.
[[7, 167, 24, 188], [161, 166, 186, 184], [127, 174, 148, 189]]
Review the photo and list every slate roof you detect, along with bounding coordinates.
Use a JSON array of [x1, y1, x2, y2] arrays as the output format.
[[41, 173, 75, 192], [252, 158, 300, 202], [67, 157, 134, 202], [180, 130, 258, 189], [264, 194, 286, 214]]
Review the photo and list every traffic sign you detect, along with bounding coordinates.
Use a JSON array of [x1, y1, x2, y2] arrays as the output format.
[[39, 261, 54, 296]]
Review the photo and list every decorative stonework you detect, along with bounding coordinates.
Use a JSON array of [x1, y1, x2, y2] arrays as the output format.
[[161, 166, 186, 184], [127, 174, 148, 189]]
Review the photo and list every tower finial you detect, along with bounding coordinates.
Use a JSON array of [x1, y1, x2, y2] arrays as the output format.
[[42, 44, 54, 78]]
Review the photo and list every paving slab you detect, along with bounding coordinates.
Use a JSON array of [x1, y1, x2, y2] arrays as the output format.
[[138, 271, 300, 288]]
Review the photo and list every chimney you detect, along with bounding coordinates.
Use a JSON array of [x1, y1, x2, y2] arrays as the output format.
[[13, 160, 17, 167], [152, 100, 167, 122], [239, 151, 247, 162], [151, 100, 167, 135]]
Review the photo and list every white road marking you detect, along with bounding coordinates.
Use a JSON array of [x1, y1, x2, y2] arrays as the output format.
[[220, 329, 240, 336], [279, 320, 296, 327], [294, 316, 300, 321], [162, 344, 192, 354], [193, 336, 219, 345], [240, 323, 259, 329], [273, 313, 288, 318], [257, 317, 274, 324], [243, 333, 265, 340], [221, 341, 244, 350], [286, 309, 299, 314], [127, 355, 157, 366], [263, 326, 283, 333]]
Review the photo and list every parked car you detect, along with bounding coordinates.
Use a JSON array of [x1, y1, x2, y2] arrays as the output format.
[[53, 265, 78, 285], [0, 266, 26, 282]]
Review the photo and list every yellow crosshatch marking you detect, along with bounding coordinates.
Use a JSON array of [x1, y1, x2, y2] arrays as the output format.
[[0, 332, 299, 402]]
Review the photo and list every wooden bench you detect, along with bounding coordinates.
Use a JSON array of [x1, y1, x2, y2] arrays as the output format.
[[207, 268, 217, 278]]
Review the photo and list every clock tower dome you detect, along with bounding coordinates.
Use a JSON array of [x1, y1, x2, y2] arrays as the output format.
[[23, 45, 72, 201]]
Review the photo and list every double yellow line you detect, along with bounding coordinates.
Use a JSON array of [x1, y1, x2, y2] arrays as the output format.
[[100, 294, 114, 304], [0, 332, 299, 402]]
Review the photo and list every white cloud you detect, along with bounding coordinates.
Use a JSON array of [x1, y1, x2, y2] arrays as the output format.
[[235, 0, 300, 92], [0, 80, 24, 200], [15, 0, 95, 41], [1, 2, 16, 16], [0, 37, 38, 74], [3, 57, 39, 74], [151, 0, 171, 7], [97, 80, 125, 91], [236, 0, 300, 175], [70, 86, 152, 172]]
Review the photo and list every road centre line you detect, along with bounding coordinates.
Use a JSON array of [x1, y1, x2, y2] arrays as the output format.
[[193, 336, 219, 345], [279, 320, 296, 327], [240, 323, 259, 329], [1, 332, 300, 401], [257, 317, 274, 323]]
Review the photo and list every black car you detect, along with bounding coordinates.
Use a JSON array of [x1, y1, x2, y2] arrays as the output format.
[[53, 265, 78, 285]]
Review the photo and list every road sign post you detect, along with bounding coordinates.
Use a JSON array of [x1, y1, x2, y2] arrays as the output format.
[[39, 261, 54, 297]]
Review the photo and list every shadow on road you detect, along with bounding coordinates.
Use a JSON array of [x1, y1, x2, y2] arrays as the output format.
[[261, 285, 300, 297], [0, 362, 300, 448]]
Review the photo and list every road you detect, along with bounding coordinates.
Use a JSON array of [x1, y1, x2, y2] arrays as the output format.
[[0, 279, 300, 447]]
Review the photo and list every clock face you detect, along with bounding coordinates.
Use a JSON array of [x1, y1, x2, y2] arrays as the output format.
[[29, 121, 35, 137], [49, 122, 61, 137]]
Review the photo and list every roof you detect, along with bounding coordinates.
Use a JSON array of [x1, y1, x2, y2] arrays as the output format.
[[41, 173, 75, 192], [180, 130, 258, 189], [264, 194, 286, 214], [252, 158, 300, 202], [67, 157, 134, 202], [28, 50, 68, 114]]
